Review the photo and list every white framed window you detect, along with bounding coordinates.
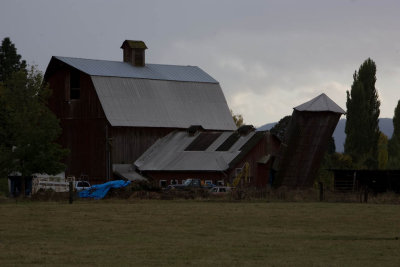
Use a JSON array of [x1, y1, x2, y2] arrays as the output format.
[[205, 180, 213, 186], [170, 179, 178, 185], [217, 180, 224, 186]]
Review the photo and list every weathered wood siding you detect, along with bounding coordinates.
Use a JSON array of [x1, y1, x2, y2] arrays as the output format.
[[276, 110, 341, 188], [228, 132, 281, 187], [111, 127, 175, 164], [47, 67, 108, 183], [47, 68, 105, 119]]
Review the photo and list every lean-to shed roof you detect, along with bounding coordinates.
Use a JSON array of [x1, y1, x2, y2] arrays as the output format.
[[135, 130, 266, 172]]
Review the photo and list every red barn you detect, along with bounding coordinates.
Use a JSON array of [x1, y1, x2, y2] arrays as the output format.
[[44, 40, 236, 183]]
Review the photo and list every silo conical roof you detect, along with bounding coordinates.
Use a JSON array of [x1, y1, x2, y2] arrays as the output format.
[[294, 93, 345, 114]]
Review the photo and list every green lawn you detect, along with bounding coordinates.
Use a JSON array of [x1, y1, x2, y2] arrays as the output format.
[[0, 200, 400, 266]]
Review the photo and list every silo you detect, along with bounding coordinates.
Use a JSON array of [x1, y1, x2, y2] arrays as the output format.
[[274, 93, 345, 188]]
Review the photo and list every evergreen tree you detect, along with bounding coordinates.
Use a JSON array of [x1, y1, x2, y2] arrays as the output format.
[[0, 37, 26, 83], [0, 67, 68, 179], [388, 100, 400, 168], [270, 115, 291, 141], [344, 58, 380, 168]]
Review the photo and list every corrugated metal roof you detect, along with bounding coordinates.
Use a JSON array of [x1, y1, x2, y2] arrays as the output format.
[[91, 76, 236, 130], [294, 93, 345, 114], [54, 56, 218, 83], [112, 164, 147, 181], [134, 130, 260, 171]]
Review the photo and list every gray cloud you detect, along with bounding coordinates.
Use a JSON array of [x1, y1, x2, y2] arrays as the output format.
[[1, 0, 400, 126]]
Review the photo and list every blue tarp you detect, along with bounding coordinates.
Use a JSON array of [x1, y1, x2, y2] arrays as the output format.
[[78, 180, 131, 200]]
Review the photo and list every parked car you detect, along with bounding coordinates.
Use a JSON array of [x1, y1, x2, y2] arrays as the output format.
[[209, 186, 233, 195], [75, 181, 91, 191]]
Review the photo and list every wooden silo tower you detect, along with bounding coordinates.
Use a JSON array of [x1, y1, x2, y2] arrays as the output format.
[[274, 93, 345, 188]]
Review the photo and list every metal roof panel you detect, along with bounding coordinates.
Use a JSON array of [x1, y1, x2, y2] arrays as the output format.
[[91, 76, 236, 130], [135, 130, 262, 172], [54, 56, 218, 83]]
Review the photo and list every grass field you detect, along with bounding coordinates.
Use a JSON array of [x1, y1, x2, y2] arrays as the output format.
[[1, 200, 400, 266]]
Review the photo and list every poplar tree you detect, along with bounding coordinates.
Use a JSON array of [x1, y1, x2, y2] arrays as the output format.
[[388, 100, 400, 168], [377, 132, 388, 169], [344, 58, 380, 168]]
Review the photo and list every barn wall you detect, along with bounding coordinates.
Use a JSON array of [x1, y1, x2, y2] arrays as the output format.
[[47, 68, 108, 183], [47, 68, 105, 119], [59, 119, 108, 183], [111, 127, 175, 164], [228, 132, 281, 188]]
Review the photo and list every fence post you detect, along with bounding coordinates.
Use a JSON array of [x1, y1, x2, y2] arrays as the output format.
[[319, 182, 324, 201], [69, 181, 73, 204], [364, 186, 368, 203]]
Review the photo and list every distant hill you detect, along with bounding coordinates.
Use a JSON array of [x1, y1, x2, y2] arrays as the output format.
[[257, 122, 277, 132], [257, 118, 393, 153]]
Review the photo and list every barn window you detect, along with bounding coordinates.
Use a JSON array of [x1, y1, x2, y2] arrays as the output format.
[[159, 180, 167, 188], [70, 69, 80, 100]]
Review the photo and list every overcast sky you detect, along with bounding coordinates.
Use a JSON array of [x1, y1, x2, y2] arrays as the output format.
[[1, 0, 400, 127]]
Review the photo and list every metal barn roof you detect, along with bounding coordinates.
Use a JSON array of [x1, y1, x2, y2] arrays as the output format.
[[294, 93, 345, 114], [53, 56, 218, 83], [91, 76, 236, 130], [113, 164, 147, 181], [134, 130, 264, 172]]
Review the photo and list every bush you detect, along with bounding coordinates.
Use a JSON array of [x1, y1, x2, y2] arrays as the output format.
[[0, 178, 8, 196]]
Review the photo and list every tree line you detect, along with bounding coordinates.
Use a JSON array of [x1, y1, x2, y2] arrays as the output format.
[[0, 37, 67, 182]]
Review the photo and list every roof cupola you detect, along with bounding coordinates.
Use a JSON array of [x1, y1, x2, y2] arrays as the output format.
[[121, 40, 147, 67]]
